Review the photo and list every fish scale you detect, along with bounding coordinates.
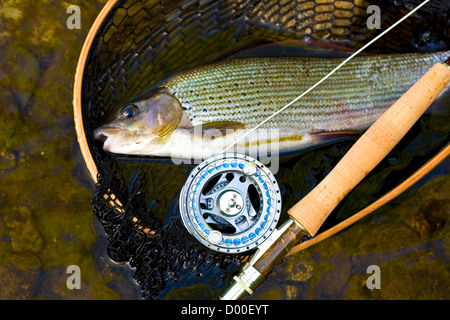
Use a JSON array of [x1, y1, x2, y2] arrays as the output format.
[[162, 51, 449, 134]]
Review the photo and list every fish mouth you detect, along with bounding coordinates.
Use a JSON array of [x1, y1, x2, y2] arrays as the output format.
[[93, 127, 116, 153], [93, 125, 146, 154], [94, 131, 108, 143], [93, 125, 124, 142], [93, 127, 109, 143]]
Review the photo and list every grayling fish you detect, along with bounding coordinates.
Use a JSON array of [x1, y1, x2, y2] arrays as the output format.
[[93, 50, 449, 160]]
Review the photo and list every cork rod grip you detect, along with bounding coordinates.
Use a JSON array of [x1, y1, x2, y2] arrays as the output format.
[[288, 62, 450, 236]]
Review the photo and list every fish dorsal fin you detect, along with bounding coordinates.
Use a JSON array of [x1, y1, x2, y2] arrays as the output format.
[[309, 130, 362, 145]]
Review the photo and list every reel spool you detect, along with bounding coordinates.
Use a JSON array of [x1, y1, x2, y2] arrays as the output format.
[[179, 154, 282, 253]]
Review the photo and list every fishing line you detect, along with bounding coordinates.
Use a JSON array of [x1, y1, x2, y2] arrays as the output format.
[[222, 0, 431, 153]]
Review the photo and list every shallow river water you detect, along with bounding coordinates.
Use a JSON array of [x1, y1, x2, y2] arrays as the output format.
[[0, 0, 448, 300]]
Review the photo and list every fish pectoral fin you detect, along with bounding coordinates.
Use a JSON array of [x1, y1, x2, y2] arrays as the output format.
[[153, 122, 178, 145], [188, 121, 245, 137], [203, 121, 245, 132]]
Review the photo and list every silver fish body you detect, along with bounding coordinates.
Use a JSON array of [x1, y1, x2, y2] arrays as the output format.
[[94, 50, 449, 161], [164, 51, 449, 131]]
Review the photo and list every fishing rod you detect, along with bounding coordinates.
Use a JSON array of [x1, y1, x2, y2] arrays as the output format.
[[154, 55, 450, 300], [216, 57, 450, 299], [177, 55, 450, 299], [177, 0, 450, 300]]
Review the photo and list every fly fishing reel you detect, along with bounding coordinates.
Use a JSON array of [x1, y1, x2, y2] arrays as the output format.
[[179, 154, 282, 253]]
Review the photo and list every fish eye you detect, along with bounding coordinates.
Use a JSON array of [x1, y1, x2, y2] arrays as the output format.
[[122, 104, 139, 118]]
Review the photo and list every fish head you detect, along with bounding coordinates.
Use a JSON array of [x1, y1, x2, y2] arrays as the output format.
[[93, 89, 186, 155]]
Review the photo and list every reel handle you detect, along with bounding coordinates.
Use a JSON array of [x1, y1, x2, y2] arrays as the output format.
[[288, 61, 450, 236]]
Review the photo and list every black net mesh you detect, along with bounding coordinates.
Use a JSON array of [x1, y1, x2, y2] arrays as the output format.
[[80, 0, 449, 299]]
